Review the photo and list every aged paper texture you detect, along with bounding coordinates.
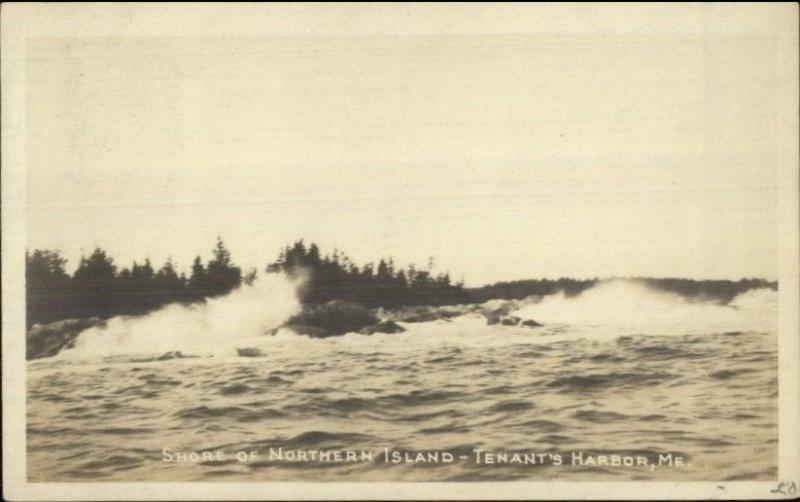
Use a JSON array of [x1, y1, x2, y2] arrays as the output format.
[[3, 3, 799, 500]]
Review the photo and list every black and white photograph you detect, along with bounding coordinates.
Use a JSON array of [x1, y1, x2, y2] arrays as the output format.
[[2, 3, 798, 500]]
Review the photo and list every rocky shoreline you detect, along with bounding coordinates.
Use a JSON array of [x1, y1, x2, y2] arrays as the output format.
[[26, 299, 544, 360], [26, 317, 107, 360]]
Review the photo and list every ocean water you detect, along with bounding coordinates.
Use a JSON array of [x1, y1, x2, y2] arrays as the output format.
[[26, 281, 778, 481]]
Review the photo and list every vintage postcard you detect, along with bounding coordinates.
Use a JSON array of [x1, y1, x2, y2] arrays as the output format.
[[2, 3, 799, 500]]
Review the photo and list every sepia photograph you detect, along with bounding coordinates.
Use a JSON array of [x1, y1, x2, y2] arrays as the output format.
[[3, 3, 799, 500]]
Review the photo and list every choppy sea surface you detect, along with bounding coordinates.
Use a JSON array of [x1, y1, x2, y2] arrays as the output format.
[[27, 281, 778, 481]]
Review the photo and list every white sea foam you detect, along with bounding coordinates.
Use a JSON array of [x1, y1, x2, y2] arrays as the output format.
[[61, 273, 305, 358], [60, 276, 777, 360], [514, 279, 777, 336]]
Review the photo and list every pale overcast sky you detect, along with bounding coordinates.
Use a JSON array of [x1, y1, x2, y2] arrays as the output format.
[[25, 29, 781, 285]]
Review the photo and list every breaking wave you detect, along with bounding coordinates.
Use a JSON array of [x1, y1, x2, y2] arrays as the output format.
[[61, 274, 305, 359], [514, 280, 776, 335], [59, 277, 777, 361]]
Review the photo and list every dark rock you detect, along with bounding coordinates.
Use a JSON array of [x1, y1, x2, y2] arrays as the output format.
[[279, 300, 378, 338], [487, 315, 529, 326], [384, 305, 466, 323], [399, 311, 441, 323], [358, 320, 406, 335], [521, 319, 542, 328], [236, 347, 264, 357], [26, 317, 106, 360]]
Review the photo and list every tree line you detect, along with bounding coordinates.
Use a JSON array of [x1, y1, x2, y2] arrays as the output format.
[[26, 238, 245, 327], [466, 276, 777, 304], [266, 240, 470, 307], [25, 238, 470, 327], [26, 237, 777, 328]]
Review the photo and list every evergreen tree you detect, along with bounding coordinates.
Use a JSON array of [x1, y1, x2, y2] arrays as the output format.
[[205, 237, 242, 296], [189, 255, 206, 297], [26, 250, 71, 325], [72, 247, 118, 318], [155, 257, 185, 303], [307, 243, 321, 267]]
